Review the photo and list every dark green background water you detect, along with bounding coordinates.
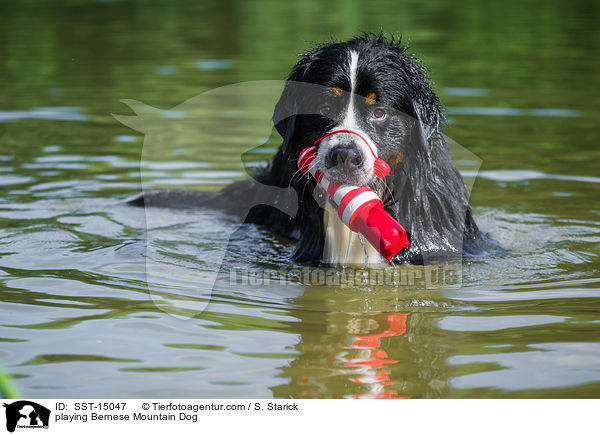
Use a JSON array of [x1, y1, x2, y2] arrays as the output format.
[[1, 0, 599, 398]]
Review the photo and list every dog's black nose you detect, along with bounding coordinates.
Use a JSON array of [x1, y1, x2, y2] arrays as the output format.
[[326, 146, 363, 169]]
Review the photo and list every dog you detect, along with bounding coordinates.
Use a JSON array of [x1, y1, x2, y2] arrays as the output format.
[[130, 33, 503, 266]]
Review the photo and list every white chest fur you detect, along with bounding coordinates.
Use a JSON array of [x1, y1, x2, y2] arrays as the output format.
[[321, 200, 386, 266]]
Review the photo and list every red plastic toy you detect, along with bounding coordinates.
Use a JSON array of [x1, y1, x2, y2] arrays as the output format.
[[298, 131, 410, 261]]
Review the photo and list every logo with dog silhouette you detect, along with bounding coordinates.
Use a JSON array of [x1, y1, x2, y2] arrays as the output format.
[[3, 401, 50, 432]]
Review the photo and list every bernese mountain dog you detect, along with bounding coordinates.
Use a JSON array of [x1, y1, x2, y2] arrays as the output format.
[[130, 33, 503, 266]]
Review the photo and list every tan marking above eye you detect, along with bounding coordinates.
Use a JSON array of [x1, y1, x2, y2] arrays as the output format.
[[366, 92, 377, 105], [332, 86, 343, 97]]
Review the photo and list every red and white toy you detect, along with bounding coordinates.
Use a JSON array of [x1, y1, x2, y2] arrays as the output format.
[[298, 130, 410, 261]]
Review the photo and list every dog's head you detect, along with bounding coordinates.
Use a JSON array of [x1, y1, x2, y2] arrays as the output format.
[[273, 33, 445, 189]]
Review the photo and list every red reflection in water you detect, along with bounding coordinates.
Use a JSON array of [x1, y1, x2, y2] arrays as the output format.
[[344, 313, 410, 399], [295, 313, 410, 399]]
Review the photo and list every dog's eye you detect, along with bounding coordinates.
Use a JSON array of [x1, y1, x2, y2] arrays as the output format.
[[372, 108, 386, 120], [319, 105, 331, 116]]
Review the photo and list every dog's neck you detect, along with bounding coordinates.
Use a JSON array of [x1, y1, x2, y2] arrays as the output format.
[[321, 200, 386, 267]]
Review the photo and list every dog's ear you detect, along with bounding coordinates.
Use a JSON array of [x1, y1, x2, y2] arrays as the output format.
[[407, 98, 443, 170], [411, 99, 435, 142], [411, 96, 443, 136], [273, 82, 298, 154]]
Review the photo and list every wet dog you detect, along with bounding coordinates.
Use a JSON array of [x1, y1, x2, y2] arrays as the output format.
[[130, 33, 503, 265]]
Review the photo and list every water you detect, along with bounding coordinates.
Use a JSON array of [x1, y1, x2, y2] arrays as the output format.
[[1, 0, 599, 398]]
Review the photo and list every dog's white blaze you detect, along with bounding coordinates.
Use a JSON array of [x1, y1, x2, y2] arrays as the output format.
[[322, 200, 385, 266], [349, 51, 359, 92], [347, 50, 359, 126]]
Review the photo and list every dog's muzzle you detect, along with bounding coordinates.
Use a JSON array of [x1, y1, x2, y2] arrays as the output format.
[[313, 130, 390, 178]]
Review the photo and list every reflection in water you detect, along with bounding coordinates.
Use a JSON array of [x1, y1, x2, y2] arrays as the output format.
[[269, 288, 453, 399], [342, 313, 410, 399], [0, 107, 90, 122], [445, 107, 580, 117]]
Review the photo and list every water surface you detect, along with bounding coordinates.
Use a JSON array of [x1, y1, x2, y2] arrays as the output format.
[[0, 0, 599, 398]]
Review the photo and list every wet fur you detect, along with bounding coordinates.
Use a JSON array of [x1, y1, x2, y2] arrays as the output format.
[[130, 33, 503, 265], [244, 33, 503, 264]]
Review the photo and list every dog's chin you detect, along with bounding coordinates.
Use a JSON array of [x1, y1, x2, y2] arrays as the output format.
[[320, 167, 375, 187]]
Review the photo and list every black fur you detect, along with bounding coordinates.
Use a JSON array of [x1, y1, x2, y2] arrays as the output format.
[[245, 33, 502, 264], [130, 33, 503, 265]]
